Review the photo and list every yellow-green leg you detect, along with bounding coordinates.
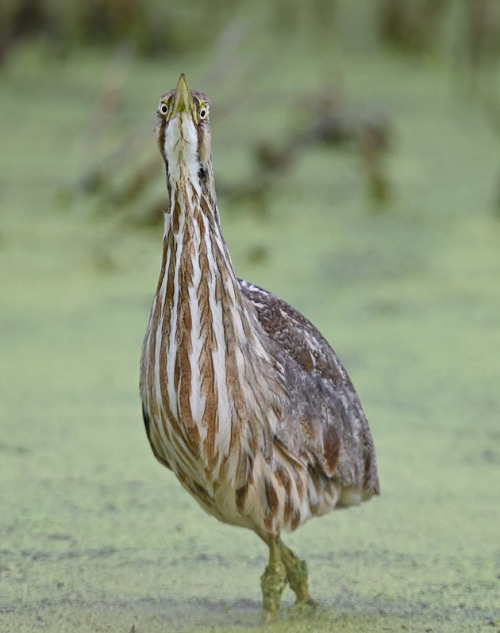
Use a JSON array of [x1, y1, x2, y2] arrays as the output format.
[[260, 537, 287, 624], [280, 541, 314, 605]]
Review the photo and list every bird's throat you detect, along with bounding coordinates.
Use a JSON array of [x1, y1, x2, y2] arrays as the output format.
[[163, 115, 201, 199]]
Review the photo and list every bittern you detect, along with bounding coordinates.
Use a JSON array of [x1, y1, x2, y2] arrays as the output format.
[[140, 74, 379, 623]]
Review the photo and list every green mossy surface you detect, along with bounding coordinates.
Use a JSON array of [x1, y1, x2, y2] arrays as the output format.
[[0, 43, 499, 632]]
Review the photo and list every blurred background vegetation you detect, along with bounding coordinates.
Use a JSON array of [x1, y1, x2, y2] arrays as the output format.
[[1, 2, 499, 632], [1, 0, 499, 226]]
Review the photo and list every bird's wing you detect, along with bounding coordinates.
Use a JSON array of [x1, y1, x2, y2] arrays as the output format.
[[238, 279, 379, 496], [238, 279, 354, 400]]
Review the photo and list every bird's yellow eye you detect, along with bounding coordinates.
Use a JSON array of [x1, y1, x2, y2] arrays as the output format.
[[160, 102, 169, 116], [199, 106, 208, 120]]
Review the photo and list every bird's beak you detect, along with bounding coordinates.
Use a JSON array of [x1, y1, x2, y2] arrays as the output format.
[[170, 73, 198, 124]]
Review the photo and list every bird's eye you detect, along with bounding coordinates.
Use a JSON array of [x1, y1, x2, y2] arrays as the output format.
[[160, 103, 169, 116], [199, 106, 208, 120]]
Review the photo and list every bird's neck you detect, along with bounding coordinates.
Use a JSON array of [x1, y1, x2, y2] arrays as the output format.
[[149, 176, 275, 482], [162, 175, 250, 344]]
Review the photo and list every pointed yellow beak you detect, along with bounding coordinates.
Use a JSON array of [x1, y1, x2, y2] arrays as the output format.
[[170, 73, 198, 124]]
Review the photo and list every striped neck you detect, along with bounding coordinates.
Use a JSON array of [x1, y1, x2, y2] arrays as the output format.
[[161, 168, 251, 355], [159, 110, 255, 356], [141, 107, 281, 489], [149, 161, 275, 479]]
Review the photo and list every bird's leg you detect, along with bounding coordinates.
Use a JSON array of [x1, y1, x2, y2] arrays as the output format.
[[279, 541, 314, 605], [260, 536, 287, 624]]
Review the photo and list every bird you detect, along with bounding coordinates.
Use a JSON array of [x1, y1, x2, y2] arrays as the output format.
[[139, 74, 380, 624]]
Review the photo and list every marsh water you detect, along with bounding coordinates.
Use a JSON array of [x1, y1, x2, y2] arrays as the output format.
[[1, 35, 499, 633]]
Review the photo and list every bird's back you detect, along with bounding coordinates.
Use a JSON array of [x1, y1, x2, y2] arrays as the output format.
[[239, 279, 380, 511]]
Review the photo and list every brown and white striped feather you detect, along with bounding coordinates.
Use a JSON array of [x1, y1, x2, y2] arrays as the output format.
[[140, 90, 379, 539]]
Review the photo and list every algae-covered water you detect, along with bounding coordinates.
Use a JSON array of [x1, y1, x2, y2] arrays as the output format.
[[1, 42, 499, 633]]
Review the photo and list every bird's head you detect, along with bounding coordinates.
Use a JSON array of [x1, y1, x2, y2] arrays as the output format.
[[156, 74, 213, 196]]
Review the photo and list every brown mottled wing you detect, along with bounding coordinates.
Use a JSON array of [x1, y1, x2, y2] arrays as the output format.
[[239, 279, 379, 497]]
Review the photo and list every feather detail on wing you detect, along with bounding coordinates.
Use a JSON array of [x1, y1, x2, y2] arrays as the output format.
[[239, 279, 380, 498]]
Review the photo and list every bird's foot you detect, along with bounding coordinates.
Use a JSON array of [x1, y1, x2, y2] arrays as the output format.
[[286, 558, 310, 602], [290, 596, 317, 615], [280, 543, 312, 604], [260, 543, 287, 624]]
